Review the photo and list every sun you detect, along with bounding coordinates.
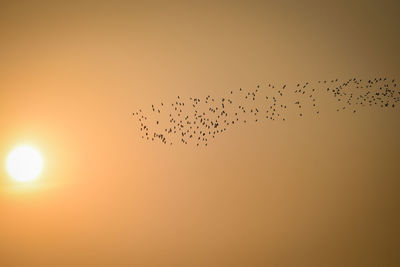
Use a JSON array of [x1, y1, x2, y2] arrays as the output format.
[[6, 145, 44, 182]]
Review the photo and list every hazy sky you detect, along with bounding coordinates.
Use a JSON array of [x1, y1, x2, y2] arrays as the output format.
[[1, 1, 400, 266]]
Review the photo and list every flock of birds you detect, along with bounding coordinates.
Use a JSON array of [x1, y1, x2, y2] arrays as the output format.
[[132, 77, 399, 146]]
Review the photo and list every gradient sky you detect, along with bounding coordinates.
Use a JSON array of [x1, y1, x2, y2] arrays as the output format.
[[1, 1, 400, 266]]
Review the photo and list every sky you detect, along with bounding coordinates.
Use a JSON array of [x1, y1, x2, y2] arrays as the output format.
[[1, 1, 400, 266]]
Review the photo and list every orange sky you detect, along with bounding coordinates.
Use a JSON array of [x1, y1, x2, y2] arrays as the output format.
[[1, 1, 400, 266]]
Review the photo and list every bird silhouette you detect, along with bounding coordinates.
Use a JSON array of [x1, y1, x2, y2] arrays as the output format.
[[132, 77, 399, 146]]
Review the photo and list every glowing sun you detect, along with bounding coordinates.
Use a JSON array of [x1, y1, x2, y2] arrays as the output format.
[[6, 146, 44, 182]]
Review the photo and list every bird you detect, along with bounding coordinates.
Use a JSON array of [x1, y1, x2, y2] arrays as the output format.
[[132, 77, 399, 146]]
